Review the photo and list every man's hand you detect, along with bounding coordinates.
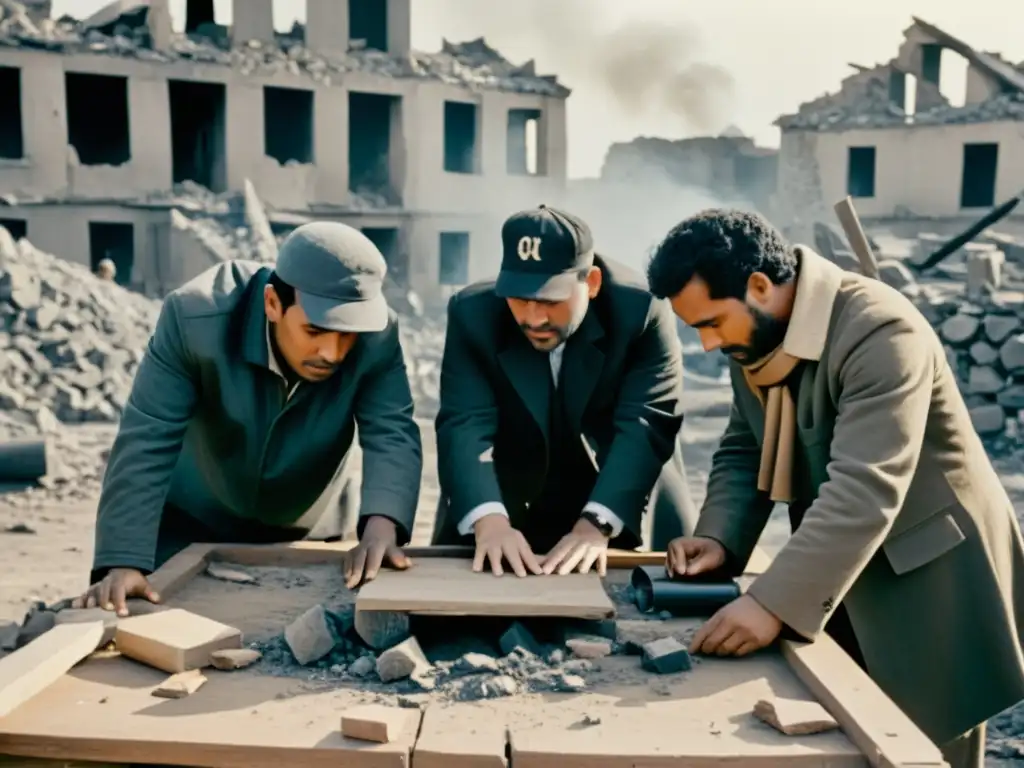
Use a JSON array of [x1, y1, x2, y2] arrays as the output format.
[[473, 514, 543, 577], [690, 594, 782, 657], [666, 536, 727, 577], [72, 568, 160, 617], [540, 518, 610, 576], [343, 515, 411, 589]]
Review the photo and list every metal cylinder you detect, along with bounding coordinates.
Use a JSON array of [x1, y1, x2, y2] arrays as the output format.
[[0, 437, 48, 483], [630, 565, 741, 617]]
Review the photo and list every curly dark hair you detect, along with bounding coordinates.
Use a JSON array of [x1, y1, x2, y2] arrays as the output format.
[[646, 209, 798, 300]]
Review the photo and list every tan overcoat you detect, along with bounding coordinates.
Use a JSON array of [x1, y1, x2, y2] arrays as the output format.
[[696, 247, 1024, 744]]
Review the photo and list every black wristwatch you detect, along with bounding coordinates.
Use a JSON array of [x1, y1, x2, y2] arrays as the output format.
[[580, 510, 615, 538]]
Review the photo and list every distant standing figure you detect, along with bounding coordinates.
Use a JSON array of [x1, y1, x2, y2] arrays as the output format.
[[96, 258, 116, 282], [432, 204, 699, 577], [648, 208, 1024, 768]]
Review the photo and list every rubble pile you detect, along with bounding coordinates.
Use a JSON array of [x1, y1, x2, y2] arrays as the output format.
[[0, 227, 158, 426], [777, 90, 1024, 132], [249, 585, 695, 702], [0, 2, 567, 97]]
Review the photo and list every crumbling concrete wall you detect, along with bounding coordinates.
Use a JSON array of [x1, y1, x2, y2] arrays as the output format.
[[781, 120, 1024, 219], [599, 135, 778, 212], [402, 81, 567, 217], [773, 131, 830, 247]]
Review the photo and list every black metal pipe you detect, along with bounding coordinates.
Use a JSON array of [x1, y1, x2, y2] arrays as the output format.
[[630, 565, 740, 617], [0, 437, 48, 483], [918, 193, 1022, 271]]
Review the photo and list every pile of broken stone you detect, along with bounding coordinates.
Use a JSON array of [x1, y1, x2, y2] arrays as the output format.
[[253, 599, 695, 703], [820, 225, 1024, 452]]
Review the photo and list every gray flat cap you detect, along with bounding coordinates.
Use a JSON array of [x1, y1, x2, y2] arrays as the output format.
[[274, 221, 389, 333]]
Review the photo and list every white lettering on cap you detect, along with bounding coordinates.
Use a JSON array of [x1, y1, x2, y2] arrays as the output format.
[[516, 236, 541, 262]]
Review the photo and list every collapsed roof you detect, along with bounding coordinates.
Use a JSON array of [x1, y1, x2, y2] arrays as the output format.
[[0, 0, 569, 98], [776, 17, 1024, 131]]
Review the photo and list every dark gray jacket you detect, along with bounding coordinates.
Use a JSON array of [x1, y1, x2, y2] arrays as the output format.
[[92, 261, 422, 573], [433, 255, 696, 550]]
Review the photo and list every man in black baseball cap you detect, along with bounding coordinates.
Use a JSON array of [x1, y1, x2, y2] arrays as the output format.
[[432, 204, 699, 578], [77, 222, 423, 617]]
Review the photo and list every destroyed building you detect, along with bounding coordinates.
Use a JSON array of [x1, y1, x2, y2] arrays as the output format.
[[598, 127, 778, 212], [775, 17, 1024, 240], [0, 0, 569, 301]]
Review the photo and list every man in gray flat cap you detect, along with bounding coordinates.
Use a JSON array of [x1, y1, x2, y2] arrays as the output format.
[[76, 222, 423, 615]]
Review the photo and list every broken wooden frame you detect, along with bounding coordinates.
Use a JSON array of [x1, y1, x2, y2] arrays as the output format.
[[0, 542, 947, 768]]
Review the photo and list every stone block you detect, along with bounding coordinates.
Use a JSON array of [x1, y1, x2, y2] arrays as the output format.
[[284, 604, 337, 666]]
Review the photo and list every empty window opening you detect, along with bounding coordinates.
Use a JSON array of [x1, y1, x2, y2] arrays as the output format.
[[89, 222, 134, 287], [169, 79, 227, 192], [349, 92, 398, 201], [961, 143, 998, 209], [507, 109, 541, 175], [439, 232, 470, 286], [888, 70, 906, 111], [362, 227, 406, 286], [0, 67, 23, 160], [185, 0, 215, 32], [918, 44, 967, 108], [920, 44, 942, 86], [264, 86, 314, 164], [903, 73, 918, 117], [349, 0, 387, 51], [846, 146, 876, 198], [65, 73, 130, 166], [0, 218, 27, 241], [443, 102, 478, 174]]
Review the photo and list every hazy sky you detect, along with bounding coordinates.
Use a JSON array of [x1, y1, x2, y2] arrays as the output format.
[[52, 0, 1024, 178]]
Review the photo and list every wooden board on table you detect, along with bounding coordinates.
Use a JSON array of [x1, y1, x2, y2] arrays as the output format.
[[355, 557, 615, 619], [412, 703, 508, 768], [0, 653, 421, 768], [506, 652, 866, 768]]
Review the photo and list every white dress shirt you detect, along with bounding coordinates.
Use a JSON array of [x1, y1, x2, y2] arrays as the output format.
[[456, 342, 626, 538]]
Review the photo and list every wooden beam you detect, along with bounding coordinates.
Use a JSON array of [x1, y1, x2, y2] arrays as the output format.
[[205, 541, 670, 570], [0, 622, 104, 719], [834, 196, 880, 279], [782, 635, 947, 768], [148, 543, 215, 600]]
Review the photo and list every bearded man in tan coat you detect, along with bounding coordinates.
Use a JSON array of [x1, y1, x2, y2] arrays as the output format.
[[646, 208, 1024, 768]]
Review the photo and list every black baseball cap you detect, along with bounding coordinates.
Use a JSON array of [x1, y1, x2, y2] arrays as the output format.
[[274, 221, 388, 333], [495, 205, 595, 301]]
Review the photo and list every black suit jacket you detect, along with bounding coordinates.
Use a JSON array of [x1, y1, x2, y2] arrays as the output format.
[[433, 255, 690, 550]]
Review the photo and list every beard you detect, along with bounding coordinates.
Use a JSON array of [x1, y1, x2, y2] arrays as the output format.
[[721, 305, 789, 365]]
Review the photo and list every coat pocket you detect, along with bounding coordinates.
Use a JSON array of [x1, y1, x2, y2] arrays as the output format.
[[882, 506, 967, 576]]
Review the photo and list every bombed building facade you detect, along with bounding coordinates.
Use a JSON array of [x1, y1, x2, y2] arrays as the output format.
[[0, 0, 568, 301], [775, 18, 1024, 241]]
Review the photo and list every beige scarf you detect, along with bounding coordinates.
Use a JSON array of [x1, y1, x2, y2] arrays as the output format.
[[742, 346, 802, 503]]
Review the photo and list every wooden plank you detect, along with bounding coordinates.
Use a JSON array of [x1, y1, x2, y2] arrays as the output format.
[[781, 636, 946, 768], [833, 196, 880, 279], [208, 541, 663, 570], [149, 543, 215, 599], [506, 650, 866, 767], [413, 705, 508, 768], [0, 656, 418, 768], [114, 608, 243, 674], [355, 557, 615, 619], [0, 622, 104, 719]]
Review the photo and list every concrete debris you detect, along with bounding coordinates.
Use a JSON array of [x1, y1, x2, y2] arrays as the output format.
[[776, 17, 1024, 132], [0, 3, 567, 97], [778, 90, 1024, 132]]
